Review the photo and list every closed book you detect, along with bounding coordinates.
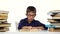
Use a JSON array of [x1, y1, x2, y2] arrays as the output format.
[[54, 13, 60, 17], [0, 11, 9, 14], [52, 17, 60, 19], [48, 19, 60, 22], [49, 10, 60, 14], [0, 23, 11, 27], [0, 20, 7, 22], [51, 23, 60, 26], [49, 27, 60, 32], [0, 13, 8, 17], [0, 17, 8, 19], [48, 10, 60, 17], [51, 13, 60, 17], [0, 28, 9, 32]]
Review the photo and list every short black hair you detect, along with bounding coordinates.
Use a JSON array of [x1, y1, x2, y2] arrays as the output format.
[[26, 6, 36, 14]]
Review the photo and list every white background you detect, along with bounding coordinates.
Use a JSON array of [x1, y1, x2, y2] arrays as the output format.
[[0, 0, 60, 32]]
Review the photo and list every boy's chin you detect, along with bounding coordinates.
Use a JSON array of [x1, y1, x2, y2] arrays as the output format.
[[28, 20, 33, 22]]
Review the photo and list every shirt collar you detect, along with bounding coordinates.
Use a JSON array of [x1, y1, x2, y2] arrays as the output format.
[[25, 18, 35, 23]]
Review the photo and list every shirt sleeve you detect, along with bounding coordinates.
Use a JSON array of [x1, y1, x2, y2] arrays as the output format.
[[18, 20, 24, 30], [36, 21, 48, 30]]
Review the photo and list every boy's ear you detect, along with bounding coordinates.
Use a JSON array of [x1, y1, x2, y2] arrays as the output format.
[[34, 14, 36, 16]]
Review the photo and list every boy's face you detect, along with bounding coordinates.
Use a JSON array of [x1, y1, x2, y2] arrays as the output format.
[[26, 11, 36, 22]]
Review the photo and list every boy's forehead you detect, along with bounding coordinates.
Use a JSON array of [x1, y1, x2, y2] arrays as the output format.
[[27, 12, 35, 15]]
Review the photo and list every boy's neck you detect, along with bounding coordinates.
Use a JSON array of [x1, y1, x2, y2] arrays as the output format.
[[27, 19, 32, 24], [28, 20, 32, 24]]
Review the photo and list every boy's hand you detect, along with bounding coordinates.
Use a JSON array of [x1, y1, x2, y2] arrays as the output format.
[[32, 26, 44, 30], [22, 26, 32, 29], [20, 26, 44, 32], [22, 26, 44, 30]]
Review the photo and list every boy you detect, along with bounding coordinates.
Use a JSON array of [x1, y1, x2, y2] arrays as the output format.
[[18, 6, 47, 30]]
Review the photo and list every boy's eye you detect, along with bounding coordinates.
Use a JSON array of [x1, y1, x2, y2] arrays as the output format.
[[27, 14, 35, 16]]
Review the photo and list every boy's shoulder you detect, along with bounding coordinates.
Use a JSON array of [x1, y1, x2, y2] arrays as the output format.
[[34, 20, 40, 22], [34, 20, 44, 24]]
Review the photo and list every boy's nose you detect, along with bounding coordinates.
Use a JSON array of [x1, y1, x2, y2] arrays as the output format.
[[30, 16, 33, 18]]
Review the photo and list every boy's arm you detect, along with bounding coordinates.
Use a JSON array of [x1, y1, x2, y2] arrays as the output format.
[[32, 26, 45, 30], [22, 26, 32, 29], [36, 21, 48, 30], [18, 20, 24, 30]]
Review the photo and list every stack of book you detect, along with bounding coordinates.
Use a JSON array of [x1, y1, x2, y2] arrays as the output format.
[[0, 11, 11, 32], [48, 10, 60, 32]]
